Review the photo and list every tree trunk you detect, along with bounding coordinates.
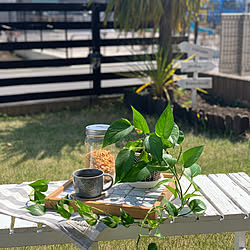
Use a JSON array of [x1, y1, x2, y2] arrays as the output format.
[[159, 0, 172, 63]]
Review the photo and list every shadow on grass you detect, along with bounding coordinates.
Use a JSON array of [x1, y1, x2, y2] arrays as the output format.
[[0, 99, 131, 167]]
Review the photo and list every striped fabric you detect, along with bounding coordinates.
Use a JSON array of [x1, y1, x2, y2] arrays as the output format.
[[0, 181, 106, 249]]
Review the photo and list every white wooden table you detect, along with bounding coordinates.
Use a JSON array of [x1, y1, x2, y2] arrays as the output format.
[[0, 172, 249, 249]]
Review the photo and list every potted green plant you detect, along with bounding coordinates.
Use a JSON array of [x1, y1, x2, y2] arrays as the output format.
[[102, 103, 204, 187]]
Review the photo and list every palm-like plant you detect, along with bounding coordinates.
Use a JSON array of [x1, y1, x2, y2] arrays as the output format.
[[122, 49, 184, 100], [122, 49, 194, 101], [105, 0, 207, 55]]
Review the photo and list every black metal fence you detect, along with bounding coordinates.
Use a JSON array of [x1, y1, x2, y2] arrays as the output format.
[[0, 3, 188, 103]]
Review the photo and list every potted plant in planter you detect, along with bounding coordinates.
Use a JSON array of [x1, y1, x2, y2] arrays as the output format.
[[123, 49, 193, 115], [102, 103, 203, 188]]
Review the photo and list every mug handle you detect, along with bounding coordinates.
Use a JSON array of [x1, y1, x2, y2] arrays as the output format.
[[103, 173, 114, 191]]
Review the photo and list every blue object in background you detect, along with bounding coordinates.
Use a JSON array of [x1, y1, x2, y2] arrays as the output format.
[[207, 0, 244, 27], [190, 21, 214, 35]]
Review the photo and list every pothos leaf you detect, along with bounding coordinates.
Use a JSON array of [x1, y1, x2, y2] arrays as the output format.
[[153, 178, 174, 188], [132, 106, 150, 135], [147, 219, 158, 229], [120, 209, 134, 227], [164, 185, 178, 199], [29, 179, 49, 192], [103, 119, 134, 148], [100, 216, 118, 228], [165, 123, 179, 148], [55, 203, 73, 219], [177, 130, 184, 144], [181, 145, 204, 168], [86, 218, 98, 226], [144, 133, 163, 164], [163, 154, 177, 168], [115, 149, 135, 183], [155, 103, 174, 140], [76, 200, 92, 216], [148, 242, 158, 250], [184, 193, 201, 200], [184, 163, 201, 179], [34, 191, 46, 204], [125, 139, 144, 151], [154, 228, 164, 239], [162, 198, 178, 217], [27, 204, 46, 216], [189, 199, 207, 214]]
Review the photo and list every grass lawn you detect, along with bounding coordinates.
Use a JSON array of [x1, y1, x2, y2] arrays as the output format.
[[0, 97, 249, 249]]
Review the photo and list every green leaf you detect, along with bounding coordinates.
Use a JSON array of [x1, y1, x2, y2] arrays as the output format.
[[100, 216, 118, 228], [132, 106, 150, 135], [34, 191, 46, 204], [120, 209, 134, 227], [112, 216, 120, 223], [63, 203, 74, 214], [184, 163, 201, 179], [125, 139, 144, 151], [154, 178, 174, 188], [180, 145, 204, 168], [164, 185, 178, 199], [138, 151, 150, 163], [148, 166, 170, 172], [147, 219, 158, 229], [189, 199, 207, 214], [167, 123, 179, 148], [55, 202, 73, 219], [163, 154, 177, 168], [184, 193, 201, 200], [115, 149, 135, 183], [122, 163, 151, 182], [76, 200, 92, 217], [103, 119, 134, 148], [29, 179, 49, 192], [27, 204, 46, 216], [148, 243, 158, 250], [163, 140, 172, 149], [86, 218, 98, 226], [155, 103, 174, 140], [144, 133, 163, 163], [154, 228, 164, 239], [177, 130, 184, 144], [162, 198, 178, 216]]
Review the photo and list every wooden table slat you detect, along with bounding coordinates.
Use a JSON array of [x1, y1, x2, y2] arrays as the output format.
[[228, 173, 250, 194], [208, 174, 250, 217], [179, 176, 221, 220], [193, 175, 245, 218]]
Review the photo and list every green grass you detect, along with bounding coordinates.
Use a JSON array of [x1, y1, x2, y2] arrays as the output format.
[[0, 98, 249, 249]]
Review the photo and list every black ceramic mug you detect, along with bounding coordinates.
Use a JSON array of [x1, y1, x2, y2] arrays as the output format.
[[72, 168, 113, 198]]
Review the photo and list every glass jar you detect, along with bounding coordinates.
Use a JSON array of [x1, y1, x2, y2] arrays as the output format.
[[84, 124, 115, 181]]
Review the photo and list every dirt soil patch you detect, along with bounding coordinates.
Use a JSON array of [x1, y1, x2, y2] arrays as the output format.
[[178, 90, 250, 118]]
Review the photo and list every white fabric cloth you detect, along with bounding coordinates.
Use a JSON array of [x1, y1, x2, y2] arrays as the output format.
[[0, 181, 106, 249]]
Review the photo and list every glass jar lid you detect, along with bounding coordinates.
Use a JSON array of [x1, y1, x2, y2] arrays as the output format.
[[85, 124, 110, 136]]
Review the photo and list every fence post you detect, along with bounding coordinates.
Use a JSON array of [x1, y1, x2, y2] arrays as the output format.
[[90, 4, 102, 95]]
